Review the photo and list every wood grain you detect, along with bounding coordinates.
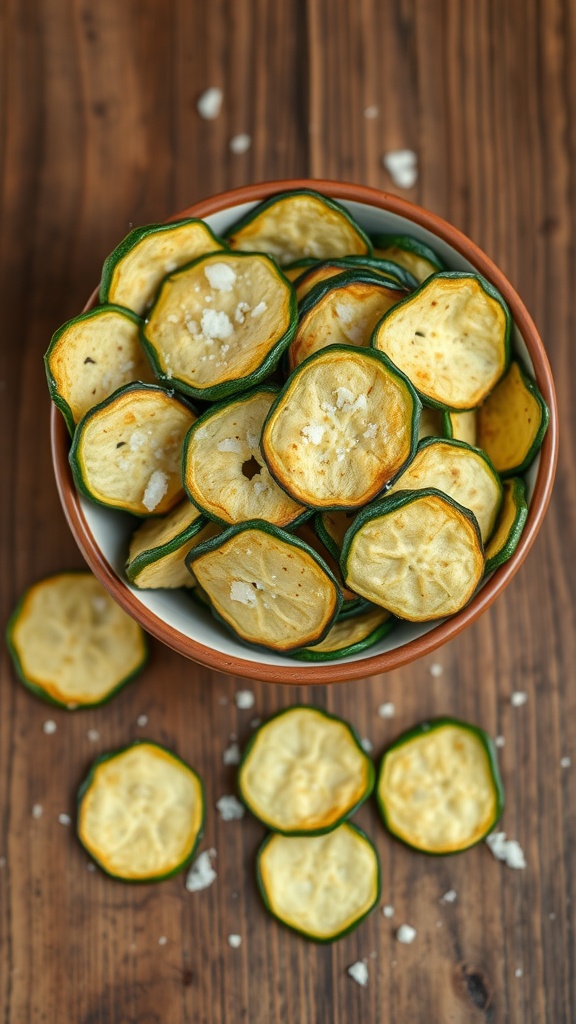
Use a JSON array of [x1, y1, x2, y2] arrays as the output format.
[[1, 0, 574, 1021]]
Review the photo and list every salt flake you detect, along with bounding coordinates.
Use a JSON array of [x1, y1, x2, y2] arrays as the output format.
[[230, 581, 257, 607], [43, 720, 57, 735], [186, 848, 217, 891], [377, 702, 395, 719], [235, 690, 255, 709], [347, 961, 369, 987], [383, 149, 418, 189], [223, 741, 241, 766], [197, 87, 223, 120], [396, 924, 417, 944], [142, 471, 169, 512], [216, 795, 245, 821], [204, 263, 237, 292], [486, 831, 527, 869], [228, 934, 242, 948], [229, 133, 251, 154], [511, 691, 528, 707]]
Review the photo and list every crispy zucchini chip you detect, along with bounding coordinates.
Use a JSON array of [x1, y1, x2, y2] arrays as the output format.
[[262, 346, 420, 510], [477, 360, 549, 476], [418, 406, 446, 440], [372, 272, 511, 409], [341, 489, 484, 621], [99, 218, 225, 315], [77, 742, 205, 881], [126, 500, 221, 588], [257, 823, 380, 942], [294, 256, 416, 302], [388, 438, 502, 542], [288, 271, 406, 370], [186, 522, 341, 652], [226, 190, 371, 265], [294, 523, 363, 613], [45, 306, 154, 433], [6, 572, 147, 708], [371, 233, 445, 282], [69, 383, 195, 516], [293, 605, 393, 660], [377, 718, 504, 854], [282, 258, 318, 281], [484, 477, 528, 574], [141, 252, 297, 401], [444, 409, 477, 446], [239, 706, 374, 833], [183, 387, 307, 527]]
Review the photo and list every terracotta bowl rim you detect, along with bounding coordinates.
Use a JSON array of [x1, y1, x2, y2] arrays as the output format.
[[50, 178, 559, 684]]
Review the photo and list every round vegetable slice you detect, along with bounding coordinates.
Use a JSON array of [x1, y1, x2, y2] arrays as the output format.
[[376, 718, 504, 854], [182, 387, 307, 527], [141, 252, 297, 401], [476, 360, 549, 476], [282, 258, 318, 281], [6, 572, 147, 708], [371, 233, 445, 282], [262, 346, 420, 510], [443, 409, 477, 446], [292, 605, 393, 661], [257, 823, 380, 942], [45, 306, 154, 434], [372, 272, 511, 410], [69, 383, 195, 516], [341, 489, 484, 621], [239, 706, 374, 833], [99, 218, 226, 315], [77, 741, 205, 881], [293, 256, 416, 302], [126, 500, 222, 588], [186, 522, 342, 652], [387, 438, 502, 542], [226, 189, 371, 265], [484, 477, 528, 574]]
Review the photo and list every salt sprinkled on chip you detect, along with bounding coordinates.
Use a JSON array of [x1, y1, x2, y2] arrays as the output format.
[[229, 133, 251, 154], [383, 149, 418, 189], [347, 961, 369, 987], [230, 582, 257, 607], [235, 690, 255, 709], [201, 308, 234, 341], [186, 848, 217, 892], [142, 470, 169, 512], [250, 301, 267, 318], [301, 424, 326, 445], [218, 438, 243, 454], [197, 87, 223, 120], [204, 263, 237, 292], [216, 795, 245, 821]]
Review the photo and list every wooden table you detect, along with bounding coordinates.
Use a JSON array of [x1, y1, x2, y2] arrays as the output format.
[[1, 2, 573, 1021]]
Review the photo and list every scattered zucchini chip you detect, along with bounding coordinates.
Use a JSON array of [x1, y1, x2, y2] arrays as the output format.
[[372, 272, 511, 410], [239, 706, 374, 833], [288, 271, 406, 371], [6, 572, 147, 708], [182, 386, 307, 528], [293, 256, 416, 302], [69, 383, 195, 516], [226, 190, 371, 265], [77, 741, 205, 881], [371, 233, 445, 282], [376, 717, 504, 854], [444, 409, 477, 446], [484, 477, 528, 574], [388, 438, 502, 542], [45, 306, 154, 434], [186, 522, 342, 652], [262, 346, 420, 510], [141, 252, 297, 401], [292, 605, 393, 661], [477, 360, 549, 476], [341, 489, 484, 621], [126, 500, 221, 588], [99, 218, 226, 315], [315, 509, 358, 560], [418, 406, 446, 440], [257, 823, 380, 942]]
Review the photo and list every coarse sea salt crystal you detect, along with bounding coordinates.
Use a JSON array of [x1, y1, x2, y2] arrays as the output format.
[[216, 795, 245, 821], [223, 741, 241, 766], [383, 149, 418, 189], [129, 429, 147, 452], [186, 848, 217, 891], [43, 720, 57, 735], [201, 308, 234, 341], [235, 690, 255, 709], [360, 737, 373, 753], [32, 804, 43, 819], [333, 387, 367, 413], [142, 471, 169, 512], [301, 424, 325, 445], [229, 133, 251, 154], [197, 87, 223, 120], [377, 702, 395, 718], [510, 691, 528, 707], [363, 423, 378, 440], [230, 581, 257, 607], [235, 301, 250, 324], [250, 301, 267, 318], [228, 934, 242, 948], [441, 889, 457, 903], [58, 813, 72, 827], [253, 481, 268, 495], [347, 961, 369, 987], [396, 924, 417, 944], [218, 438, 243, 454], [204, 262, 237, 292], [486, 831, 527, 869], [382, 905, 394, 918]]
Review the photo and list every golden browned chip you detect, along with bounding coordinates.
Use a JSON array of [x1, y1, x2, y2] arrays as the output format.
[[477, 360, 549, 475], [126, 500, 221, 588]]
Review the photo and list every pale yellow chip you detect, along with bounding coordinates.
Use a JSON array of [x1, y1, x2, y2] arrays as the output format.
[[373, 245, 438, 283], [447, 409, 477, 446], [477, 361, 543, 474], [127, 501, 221, 588], [484, 479, 523, 564], [301, 606, 390, 654]]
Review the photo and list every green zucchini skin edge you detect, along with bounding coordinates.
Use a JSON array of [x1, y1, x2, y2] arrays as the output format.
[[313, 512, 344, 561], [370, 232, 445, 271], [68, 381, 196, 518], [98, 218, 228, 304], [370, 271, 513, 412], [484, 477, 528, 574], [238, 704, 375, 833], [488, 360, 550, 477], [290, 615, 395, 661], [295, 268, 408, 326], [376, 716, 505, 856], [185, 520, 344, 654], [125, 510, 211, 584], [77, 740, 206, 882], [294, 258, 417, 295], [5, 571, 149, 710], [225, 188, 373, 257], [139, 251, 299, 403], [256, 821, 381, 942], [261, 343, 423, 512], [44, 304, 145, 436]]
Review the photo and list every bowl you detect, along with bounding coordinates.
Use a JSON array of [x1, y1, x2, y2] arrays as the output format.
[[51, 179, 558, 683]]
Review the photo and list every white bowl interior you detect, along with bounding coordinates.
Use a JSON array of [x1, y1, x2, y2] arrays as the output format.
[[80, 197, 539, 668]]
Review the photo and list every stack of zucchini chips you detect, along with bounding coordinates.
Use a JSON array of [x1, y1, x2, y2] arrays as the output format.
[[45, 189, 549, 659]]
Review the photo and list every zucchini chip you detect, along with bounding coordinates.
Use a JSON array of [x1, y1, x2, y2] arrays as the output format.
[[239, 706, 374, 833], [315, 509, 358, 560], [182, 387, 307, 528], [388, 438, 502, 542], [477, 360, 549, 476], [294, 523, 364, 614], [371, 233, 445, 282], [45, 306, 154, 434], [126, 500, 221, 588], [262, 346, 420, 510], [99, 218, 225, 315], [376, 718, 504, 854], [186, 522, 342, 652], [444, 409, 477, 446], [141, 252, 297, 401], [288, 271, 406, 371], [257, 823, 380, 942], [69, 383, 195, 517], [484, 477, 528, 574], [282, 258, 318, 281], [293, 256, 416, 302], [418, 406, 446, 440], [292, 605, 393, 661], [77, 741, 205, 881], [226, 189, 371, 265], [341, 489, 484, 621], [372, 272, 511, 410], [6, 572, 147, 708]]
